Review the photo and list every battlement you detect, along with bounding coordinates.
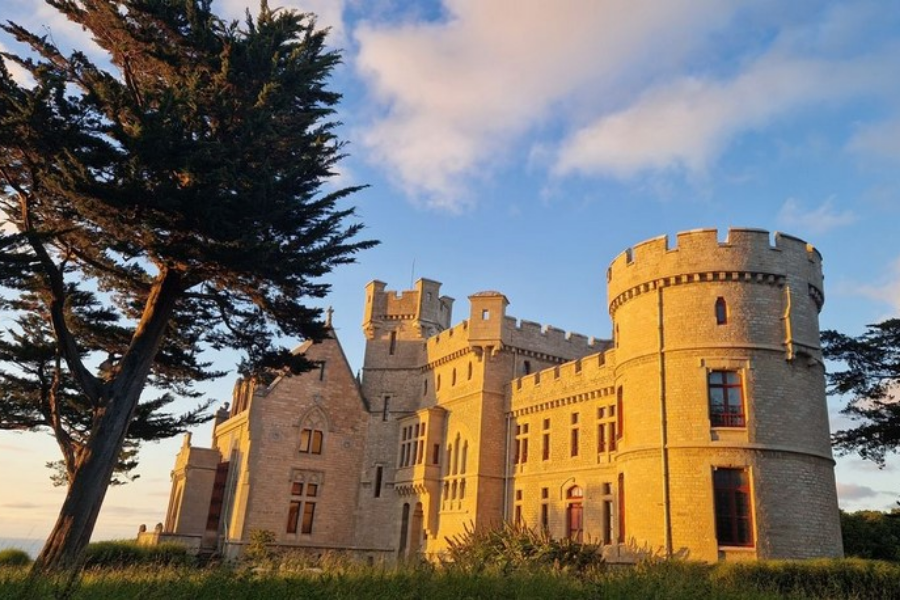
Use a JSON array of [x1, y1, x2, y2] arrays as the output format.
[[503, 317, 606, 359], [426, 319, 472, 356], [607, 228, 824, 313], [511, 348, 617, 402], [363, 278, 454, 332]]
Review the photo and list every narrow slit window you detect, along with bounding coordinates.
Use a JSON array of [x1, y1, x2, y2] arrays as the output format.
[[715, 297, 728, 325]]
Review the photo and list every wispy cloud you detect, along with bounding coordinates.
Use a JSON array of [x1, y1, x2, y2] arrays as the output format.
[[836, 482, 880, 501], [776, 197, 857, 236], [352, 1, 900, 210], [848, 117, 900, 163], [554, 49, 896, 179], [1, 502, 45, 510], [353, 0, 739, 210], [854, 256, 900, 314]]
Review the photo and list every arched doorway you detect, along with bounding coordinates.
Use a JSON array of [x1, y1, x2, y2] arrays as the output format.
[[566, 486, 584, 542]]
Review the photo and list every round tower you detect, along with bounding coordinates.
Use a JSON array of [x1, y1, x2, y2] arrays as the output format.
[[606, 228, 842, 561]]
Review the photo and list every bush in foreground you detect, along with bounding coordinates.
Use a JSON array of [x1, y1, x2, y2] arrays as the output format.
[[443, 522, 604, 575], [83, 540, 194, 569], [0, 549, 31, 567]]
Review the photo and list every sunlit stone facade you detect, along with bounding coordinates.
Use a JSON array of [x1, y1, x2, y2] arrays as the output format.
[[146, 228, 843, 562]]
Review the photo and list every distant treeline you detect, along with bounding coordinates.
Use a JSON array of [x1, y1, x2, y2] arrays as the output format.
[[842, 510, 900, 561]]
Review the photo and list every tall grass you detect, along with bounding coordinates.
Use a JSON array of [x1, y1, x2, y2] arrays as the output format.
[[1, 537, 899, 600]]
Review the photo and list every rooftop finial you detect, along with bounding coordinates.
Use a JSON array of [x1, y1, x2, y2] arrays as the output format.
[[325, 306, 334, 328]]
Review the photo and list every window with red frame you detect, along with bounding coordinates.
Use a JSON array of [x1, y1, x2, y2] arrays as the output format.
[[708, 370, 745, 427], [713, 468, 753, 546]]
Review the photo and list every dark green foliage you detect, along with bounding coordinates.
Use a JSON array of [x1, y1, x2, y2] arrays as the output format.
[[841, 510, 900, 561], [0, 0, 374, 570], [822, 319, 900, 465], [0, 549, 31, 567], [83, 540, 193, 569], [711, 558, 900, 599], [443, 521, 604, 576]]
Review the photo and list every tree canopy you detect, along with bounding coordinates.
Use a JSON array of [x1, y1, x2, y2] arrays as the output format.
[[822, 318, 900, 466], [0, 0, 374, 571]]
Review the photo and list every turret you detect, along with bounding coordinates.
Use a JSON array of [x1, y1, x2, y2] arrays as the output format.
[[606, 228, 840, 561]]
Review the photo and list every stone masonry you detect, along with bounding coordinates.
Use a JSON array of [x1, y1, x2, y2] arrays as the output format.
[[146, 228, 843, 562]]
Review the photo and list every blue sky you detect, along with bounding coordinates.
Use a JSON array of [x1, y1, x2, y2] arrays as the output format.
[[1, 0, 899, 542]]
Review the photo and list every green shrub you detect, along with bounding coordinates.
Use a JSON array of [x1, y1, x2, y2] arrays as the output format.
[[443, 521, 604, 576], [83, 540, 193, 569], [0, 548, 32, 566], [243, 529, 276, 565]]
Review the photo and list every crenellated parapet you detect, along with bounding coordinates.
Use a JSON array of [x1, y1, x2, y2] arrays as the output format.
[[510, 349, 617, 415], [502, 317, 608, 360], [363, 278, 454, 339], [606, 228, 824, 317]]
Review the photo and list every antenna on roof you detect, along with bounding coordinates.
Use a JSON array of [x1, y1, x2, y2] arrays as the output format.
[[410, 259, 416, 288]]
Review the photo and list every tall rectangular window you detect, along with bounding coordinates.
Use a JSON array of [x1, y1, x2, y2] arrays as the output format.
[[389, 331, 397, 355], [713, 468, 754, 547], [287, 479, 319, 534], [286, 501, 301, 534], [301, 502, 316, 534], [514, 423, 529, 464], [374, 466, 383, 498], [708, 371, 745, 427], [616, 387, 623, 440], [617, 473, 625, 544]]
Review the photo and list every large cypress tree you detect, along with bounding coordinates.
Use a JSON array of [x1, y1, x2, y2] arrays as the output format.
[[823, 319, 900, 466], [0, 0, 374, 571]]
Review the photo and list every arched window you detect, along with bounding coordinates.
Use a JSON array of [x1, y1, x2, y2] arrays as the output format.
[[461, 442, 468, 474], [298, 408, 327, 455], [715, 297, 727, 325]]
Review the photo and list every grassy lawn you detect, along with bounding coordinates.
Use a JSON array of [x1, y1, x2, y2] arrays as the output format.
[[1, 558, 898, 600]]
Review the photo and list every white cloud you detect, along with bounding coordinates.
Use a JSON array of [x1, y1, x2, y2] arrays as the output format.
[[554, 50, 896, 178], [217, 0, 347, 48], [352, 0, 900, 210], [353, 0, 740, 210], [776, 197, 857, 236]]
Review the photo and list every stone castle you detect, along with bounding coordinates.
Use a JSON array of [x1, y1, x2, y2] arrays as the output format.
[[141, 228, 844, 562]]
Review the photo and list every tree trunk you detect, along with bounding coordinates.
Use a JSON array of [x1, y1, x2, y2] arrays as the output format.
[[32, 270, 183, 574], [32, 397, 134, 572]]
